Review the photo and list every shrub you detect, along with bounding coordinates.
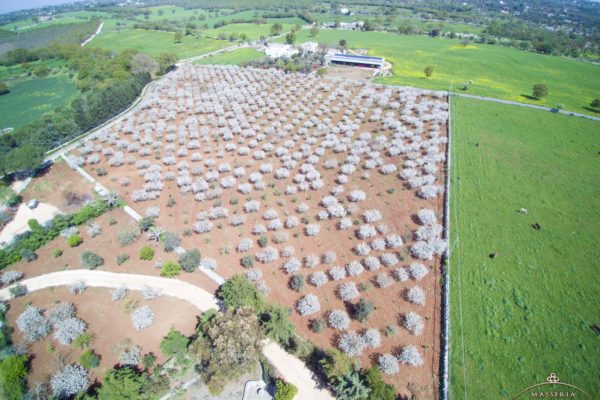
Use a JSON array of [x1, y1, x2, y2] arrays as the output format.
[[403, 311, 424, 335], [241, 255, 254, 268], [329, 266, 346, 281], [304, 223, 320, 236], [53, 249, 63, 258], [138, 217, 155, 232], [0, 355, 28, 400], [258, 235, 268, 247], [218, 274, 265, 311], [86, 223, 102, 238], [296, 294, 320, 316], [289, 274, 305, 291], [338, 282, 359, 301], [69, 280, 87, 294], [398, 345, 424, 367], [283, 258, 301, 274], [179, 249, 201, 272], [309, 271, 328, 287], [54, 318, 87, 345], [338, 331, 366, 357], [379, 354, 399, 375], [160, 327, 189, 357], [162, 231, 181, 252], [50, 364, 89, 399], [328, 309, 350, 330], [9, 284, 27, 297], [139, 245, 154, 260], [20, 248, 37, 262], [67, 234, 82, 247], [353, 299, 374, 322], [160, 260, 181, 277], [362, 328, 381, 348], [409, 262, 429, 280], [310, 318, 326, 333], [141, 285, 161, 300], [237, 238, 253, 253], [116, 253, 130, 265], [346, 261, 364, 277], [111, 286, 128, 301], [118, 229, 140, 247], [393, 267, 409, 282], [142, 353, 156, 370], [16, 305, 51, 342], [407, 286, 426, 305], [79, 349, 100, 369], [376, 273, 393, 288], [417, 208, 437, 226], [275, 379, 298, 400], [119, 346, 141, 366], [256, 246, 279, 263], [80, 251, 104, 269], [132, 306, 155, 331], [0, 270, 23, 286]]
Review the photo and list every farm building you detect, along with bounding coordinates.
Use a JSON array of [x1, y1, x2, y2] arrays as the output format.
[[300, 41, 319, 56], [329, 53, 385, 68], [263, 43, 298, 59]]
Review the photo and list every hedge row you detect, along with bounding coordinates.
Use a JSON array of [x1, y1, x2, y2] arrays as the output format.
[[0, 197, 116, 270]]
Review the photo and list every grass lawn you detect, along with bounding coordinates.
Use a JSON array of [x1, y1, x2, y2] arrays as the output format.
[[449, 96, 600, 398], [194, 48, 265, 65], [0, 74, 79, 130], [0, 58, 66, 81], [202, 22, 296, 40], [286, 29, 600, 114], [89, 29, 229, 59]]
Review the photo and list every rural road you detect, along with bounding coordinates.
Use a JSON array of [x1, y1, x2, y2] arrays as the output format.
[[451, 92, 600, 122], [0, 270, 335, 400], [81, 21, 104, 47]]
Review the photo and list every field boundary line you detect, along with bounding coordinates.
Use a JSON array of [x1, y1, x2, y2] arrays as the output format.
[[439, 93, 452, 400]]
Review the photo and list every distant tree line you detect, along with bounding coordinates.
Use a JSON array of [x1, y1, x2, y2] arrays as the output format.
[[0, 44, 176, 175]]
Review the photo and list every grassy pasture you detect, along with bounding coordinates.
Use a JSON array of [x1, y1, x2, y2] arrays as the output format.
[[89, 29, 229, 59], [194, 48, 265, 65], [0, 58, 66, 81], [0, 74, 78, 129], [286, 29, 600, 114], [202, 22, 296, 40], [449, 97, 600, 398]]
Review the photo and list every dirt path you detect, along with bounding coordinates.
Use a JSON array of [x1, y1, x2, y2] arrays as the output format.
[[0, 270, 334, 400], [81, 21, 104, 47]]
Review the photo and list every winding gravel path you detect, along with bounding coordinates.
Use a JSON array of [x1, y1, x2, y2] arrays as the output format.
[[0, 270, 334, 400]]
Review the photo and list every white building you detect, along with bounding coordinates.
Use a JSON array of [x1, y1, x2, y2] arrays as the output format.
[[263, 43, 299, 59], [300, 42, 319, 56]]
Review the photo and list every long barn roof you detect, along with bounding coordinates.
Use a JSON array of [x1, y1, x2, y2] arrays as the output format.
[[330, 53, 384, 66]]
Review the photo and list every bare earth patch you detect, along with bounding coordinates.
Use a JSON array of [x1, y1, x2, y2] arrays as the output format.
[[6, 286, 200, 387]]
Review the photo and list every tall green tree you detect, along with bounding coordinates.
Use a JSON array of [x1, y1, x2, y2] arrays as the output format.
[[532, 83, 548, 99], [160, 327, 189, 357], [97, 367, 144, 400], [0, 355, 28, 400]]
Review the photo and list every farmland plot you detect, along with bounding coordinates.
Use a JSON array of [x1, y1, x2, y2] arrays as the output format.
[[67, 65, 449, 395]]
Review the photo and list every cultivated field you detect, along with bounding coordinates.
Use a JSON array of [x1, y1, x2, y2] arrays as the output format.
[[89, 29, 229, 58], [450, 96, 600, 398], [66, 64, 450, 395], [194, 48, 265, 66], [284, 29, 600, 114], [0, 74, 79, 130]]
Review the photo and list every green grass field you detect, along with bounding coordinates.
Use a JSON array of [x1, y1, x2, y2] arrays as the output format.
[[285, 29, 599, 114], [0, 58, 66, 81], [194, 48, 265, 65], [203, 22, 296, 40], [449, 97, 600, 398], [0, 74, 78, 130], [89, 29, 229, 59]]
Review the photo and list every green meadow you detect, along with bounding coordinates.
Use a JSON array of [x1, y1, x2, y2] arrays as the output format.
[[286, 29, 600, 114], [194, 48, 265, 65], [203, 23, 297, 40], [89, 29, 229, 59], [0, 75, 78, 130], [449, 97, 600, 398]]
